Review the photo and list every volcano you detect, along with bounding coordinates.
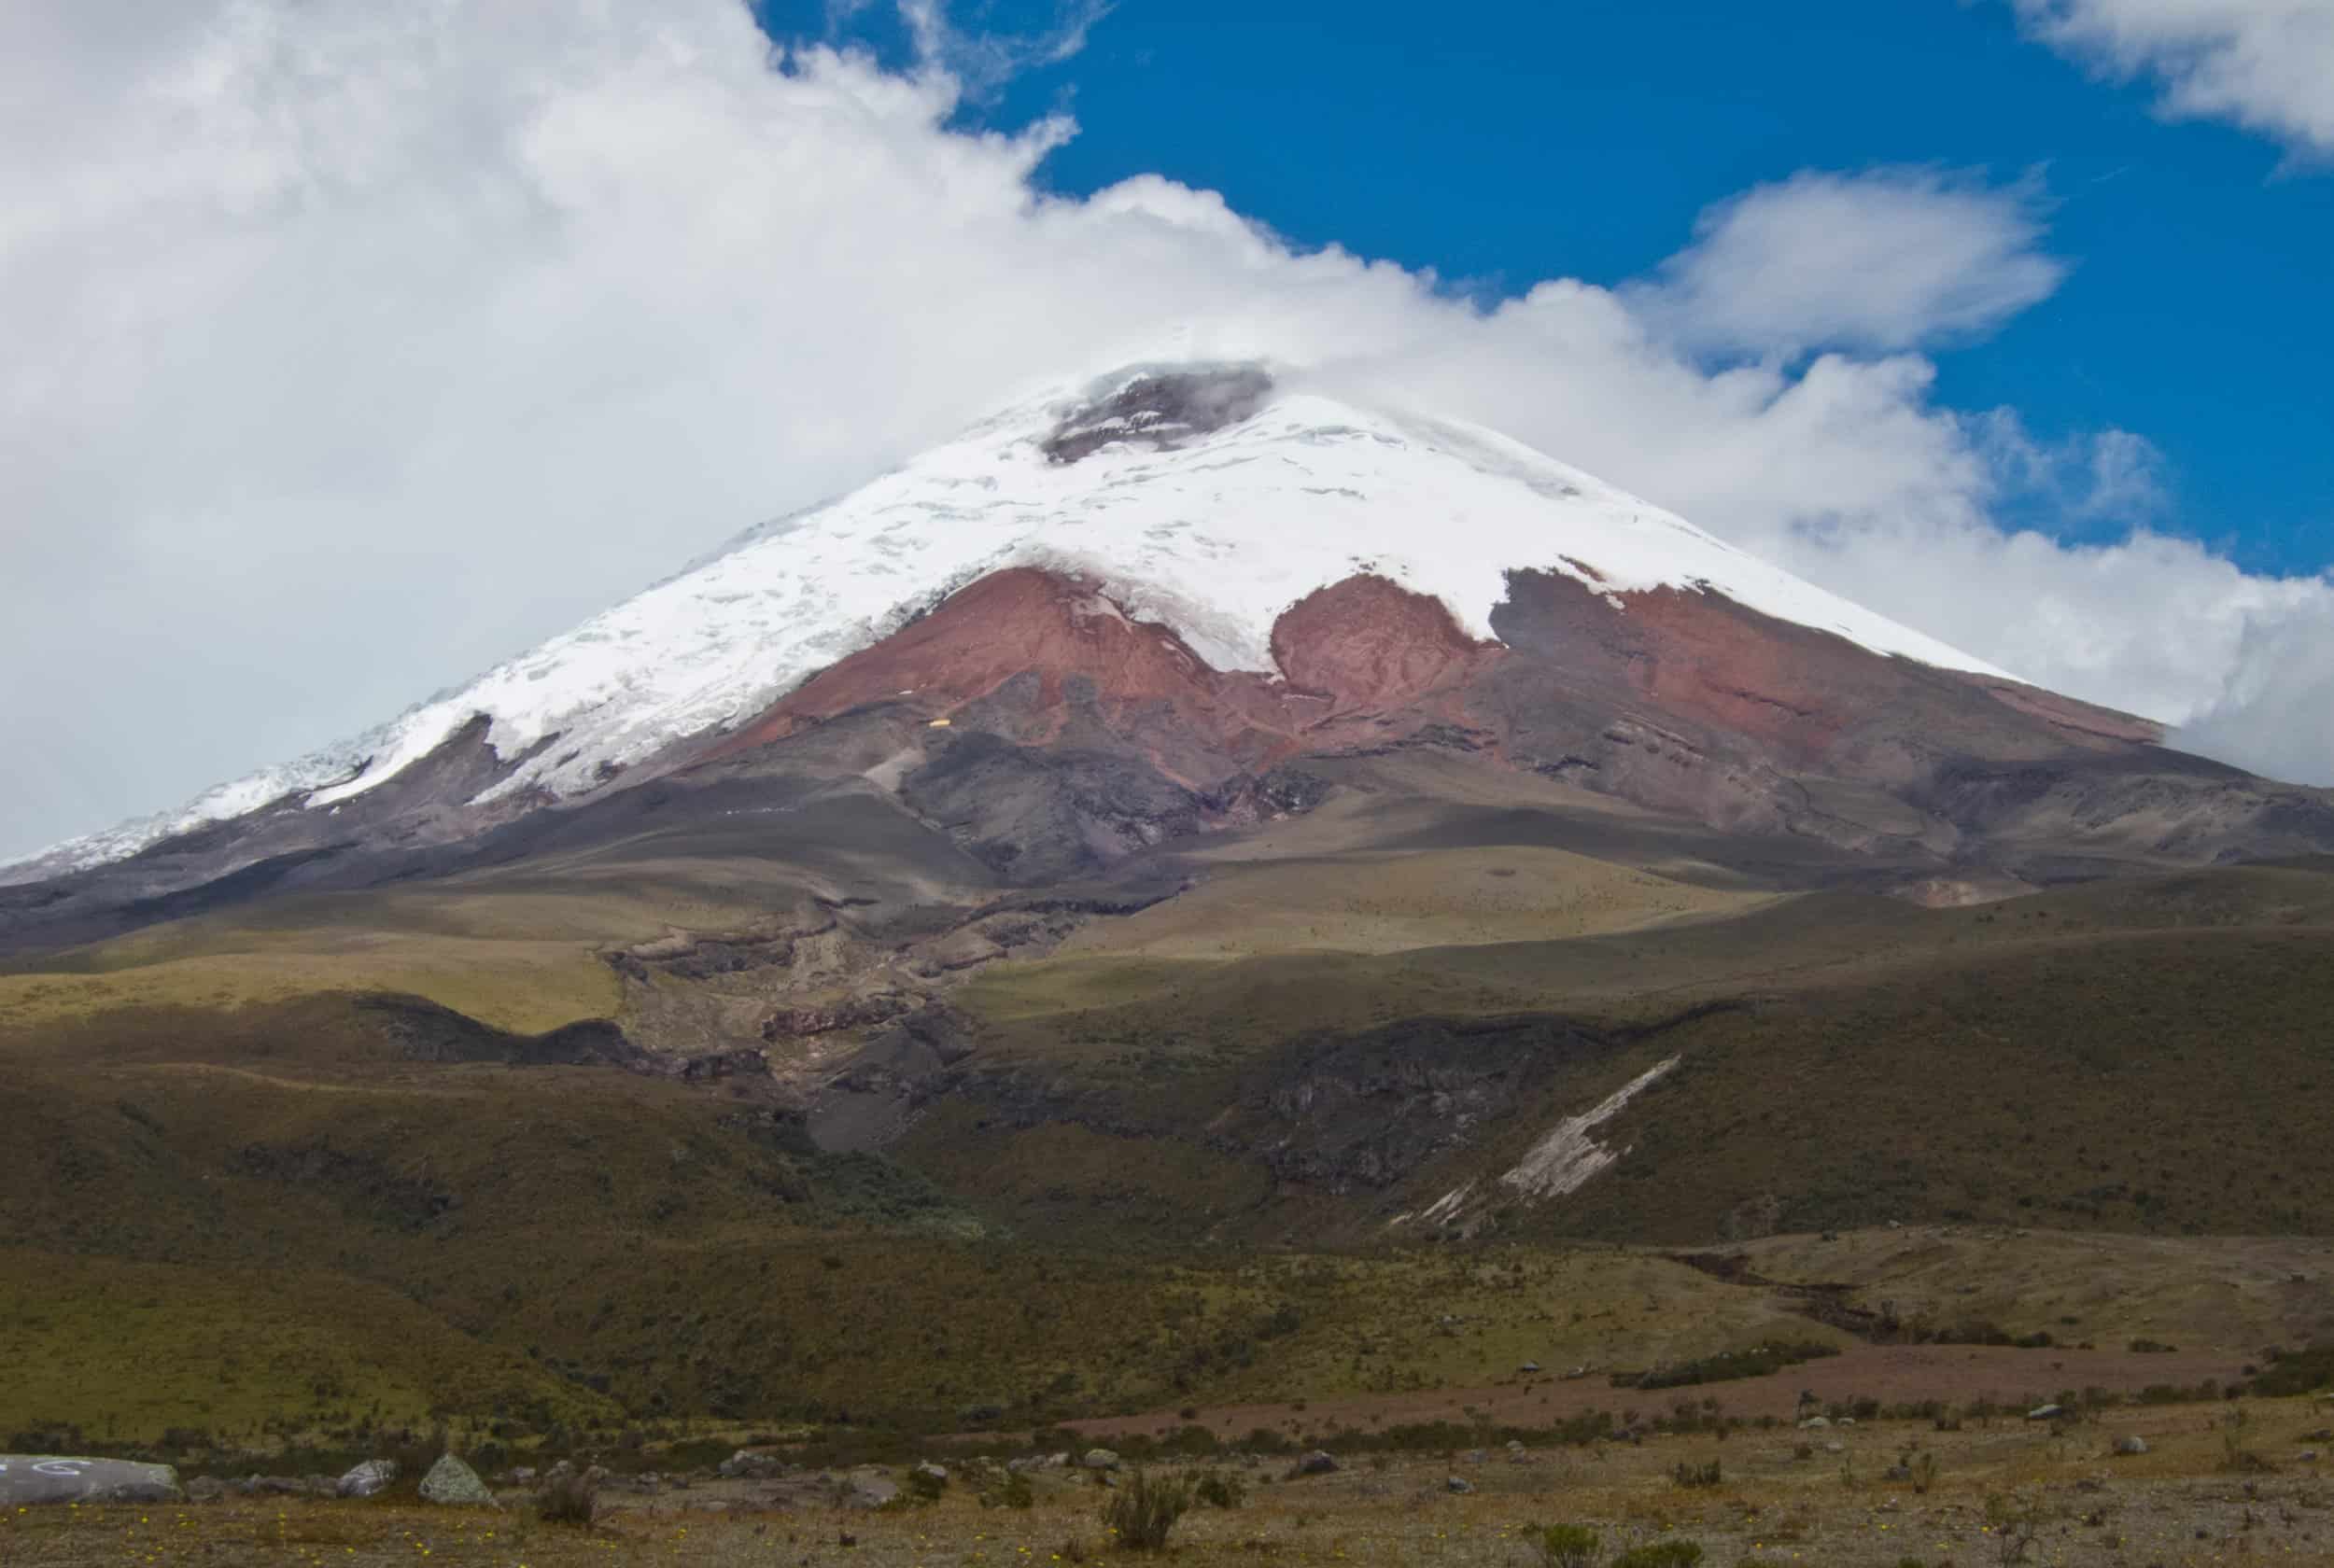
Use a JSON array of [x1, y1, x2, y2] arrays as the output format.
[[6, 362, 2329, 950]]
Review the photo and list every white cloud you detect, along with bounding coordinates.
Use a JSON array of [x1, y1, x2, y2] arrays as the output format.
[[1628, 168, 2069, 357], [2013, 0, 2334, 159], [1, 0, 2327, 861], [895, 0, 1113, 95]]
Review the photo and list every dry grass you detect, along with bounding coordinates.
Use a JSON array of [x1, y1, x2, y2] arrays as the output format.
[[8, 1400, 2333, 1566], [1055, 847, 1770, 959]]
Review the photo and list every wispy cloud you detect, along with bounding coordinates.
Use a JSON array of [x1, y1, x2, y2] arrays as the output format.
[[1628, 167, 2068, 357], [2012, 0, 2334, 161], [895, 0, 1111, 94]]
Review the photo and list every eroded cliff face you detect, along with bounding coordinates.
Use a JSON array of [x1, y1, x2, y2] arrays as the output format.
[[689, 560, 2272, 890], [9, 550, 2322, 963]]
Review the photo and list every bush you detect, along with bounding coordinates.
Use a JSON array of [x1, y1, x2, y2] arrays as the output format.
[[1193, 1469, 1246, 1509], [1611, 1542, 1703, 1568], [535, 1470, 598, 1527], [2250, 1347, 2334, 1397], [1670, 1459, 1722, 1489], [1983, 1494, 2044, 1568], [1536, 1523, 1600, 1568], [992, 1471, 1034, 1510], [1103, 1471, 1191, 1552], [1628, 1343, 1838, 1391]]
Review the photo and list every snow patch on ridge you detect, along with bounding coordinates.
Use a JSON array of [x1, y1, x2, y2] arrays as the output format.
[[8, 364, 2011, 880], [1498, 1057, 1681, 1200]]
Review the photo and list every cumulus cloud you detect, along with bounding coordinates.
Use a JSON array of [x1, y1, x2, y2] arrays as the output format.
[[2013, 0, 2334, 159], [1627, 168, 2069, 357], [1, 0, 2327, 860]]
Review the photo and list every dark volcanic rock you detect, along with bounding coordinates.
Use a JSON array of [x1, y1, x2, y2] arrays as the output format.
[[1230, 1014, 1614, 1194], [903, 733, 1205, 885], [1040, 365, 1274, 465]]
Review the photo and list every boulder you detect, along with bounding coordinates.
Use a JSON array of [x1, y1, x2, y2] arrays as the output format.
[[2113, 1436, 2148, 1457], [337, 1459, 399, 1499], [912, 1462, 949, 1487], [0, 1457, 182, 1506], [186, 1477, 225, 1505], [1297, 1450, 1339, 1476], [418, 1453, 496, 1507], [1798, 1417, 1831, 1430], [1081, 1449, 1120, 1472], [1445, 1476, 1473, 1494], [2027, 1404, 2068, 1422], [840, 1473, 899, 1509]]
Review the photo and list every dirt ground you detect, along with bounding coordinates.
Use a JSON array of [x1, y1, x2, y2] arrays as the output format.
[[1072, 1344, 2249, 1443], [7, 1395, 2331, 1567]]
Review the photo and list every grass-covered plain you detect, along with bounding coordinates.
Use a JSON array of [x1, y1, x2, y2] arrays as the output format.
[[9, 1394, 2334, 1566]]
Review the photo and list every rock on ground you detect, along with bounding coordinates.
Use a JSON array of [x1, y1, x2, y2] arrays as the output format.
[[337, 1459, 399, 1499], [0, 1457, 182, 1506], [418, 1453, 496, 1506]]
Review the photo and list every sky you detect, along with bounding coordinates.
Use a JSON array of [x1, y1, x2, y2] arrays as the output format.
[[2, 0, 2330, 861]]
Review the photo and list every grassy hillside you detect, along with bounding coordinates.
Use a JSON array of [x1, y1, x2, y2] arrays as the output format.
[[6, 805, 2333, 1446], [919, 862, 2334, 1246], [0, 1250, 619, 1441]]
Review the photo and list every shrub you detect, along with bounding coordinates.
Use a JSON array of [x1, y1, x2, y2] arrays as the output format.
[[993, 1471, 1034, 1510], [1610, 1542, 1702, 1568], [535, 1470, 598, 1527], [1983, 1494, 2044, 1567], [1670, 1459, 1722, 1489], [1193, 1469, 1247, 1509], [1535, 1523, 1599, 1568], [1102, 1470, 1192, 1552]]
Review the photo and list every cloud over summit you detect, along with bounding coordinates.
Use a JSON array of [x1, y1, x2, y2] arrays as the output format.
[[1, 0, 2327, 860]]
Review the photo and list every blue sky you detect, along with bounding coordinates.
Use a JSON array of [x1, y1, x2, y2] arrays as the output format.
[[771, 0, 2330, 574]]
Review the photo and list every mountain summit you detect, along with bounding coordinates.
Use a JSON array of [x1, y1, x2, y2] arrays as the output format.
[[5, 363, 2327, 948]]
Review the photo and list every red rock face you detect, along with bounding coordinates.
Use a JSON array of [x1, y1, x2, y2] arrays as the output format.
[[696, 561, 2173, 864], [1271, 574, 1498, 712], [704, 567, 1505, 788], [704, 567, 1306, 782]]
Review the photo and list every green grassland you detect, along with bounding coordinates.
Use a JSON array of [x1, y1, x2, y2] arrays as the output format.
[[7, 781, 2334, 1450], [0, 1250, 619, 1440], [910, 862, 2334, 1248]]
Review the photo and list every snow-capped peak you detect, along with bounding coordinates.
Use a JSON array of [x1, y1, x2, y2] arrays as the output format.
[[8, 363, 2006, 881]]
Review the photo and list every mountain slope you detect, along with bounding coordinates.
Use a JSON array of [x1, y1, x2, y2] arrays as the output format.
[[15, 360, 2327, 968], [9, 362, 2010, 881]]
